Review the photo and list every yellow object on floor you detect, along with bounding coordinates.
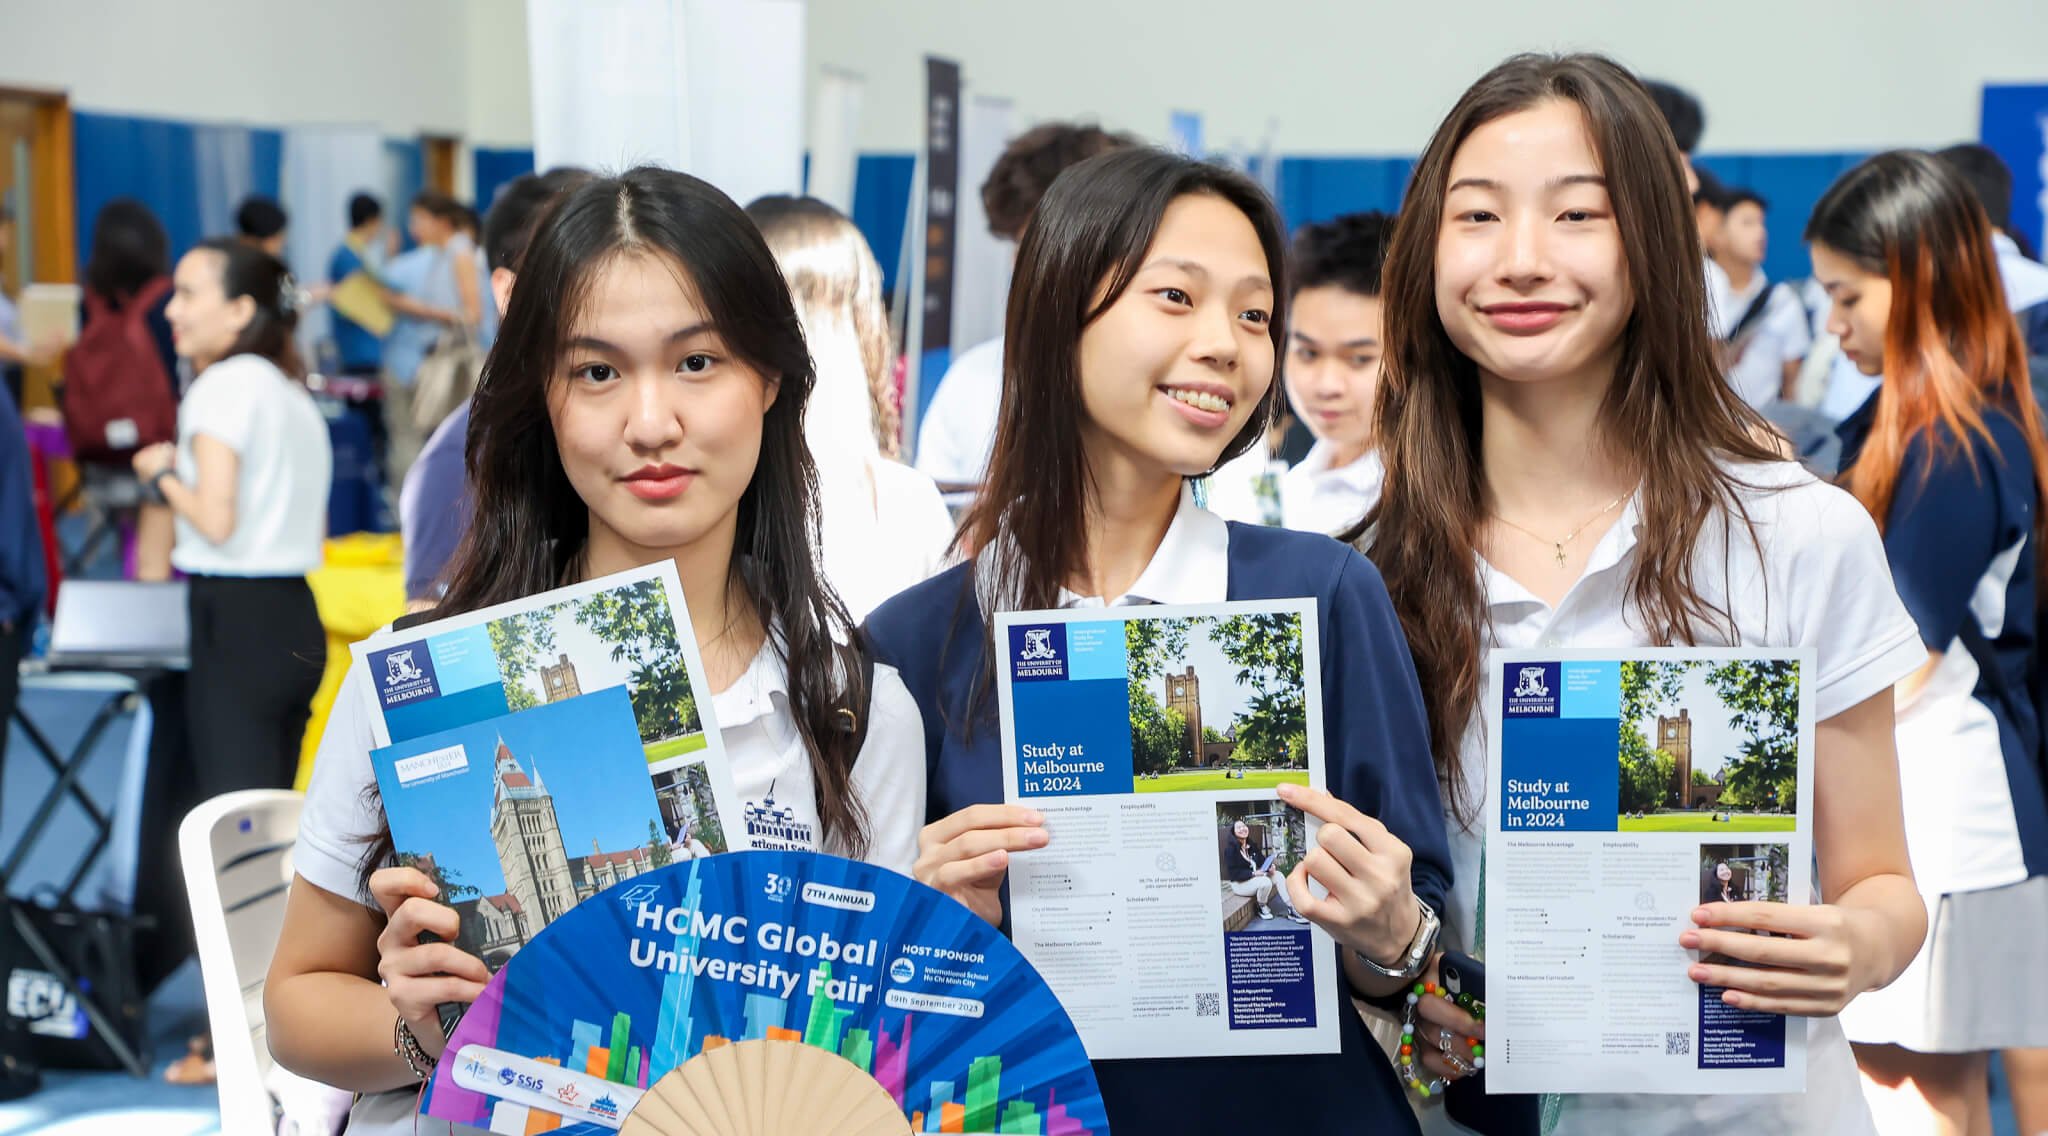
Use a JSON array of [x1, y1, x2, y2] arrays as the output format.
[[298, 533, 407, 790]]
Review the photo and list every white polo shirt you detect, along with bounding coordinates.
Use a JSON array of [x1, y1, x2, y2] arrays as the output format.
[[1281, 443, 1385, 536], [1421, 459, 1923, 1136], [913, 336, 1004, 485], [294, 625, 927, 1136], [1719, 275, 1813, 410], [170, 353, 332, 577]]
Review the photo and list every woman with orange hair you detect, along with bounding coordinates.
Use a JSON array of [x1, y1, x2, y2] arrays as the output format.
[[1812, 149, 2048, 1134]]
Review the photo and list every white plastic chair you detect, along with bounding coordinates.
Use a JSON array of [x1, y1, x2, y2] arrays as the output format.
[[179, 789, 348, 1135]]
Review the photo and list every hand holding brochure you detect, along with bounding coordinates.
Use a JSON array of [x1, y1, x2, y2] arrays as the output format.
[[995, 600, 1340, 1060], [1482, 648, 1815, 1095], [355, 563, 748, 970]]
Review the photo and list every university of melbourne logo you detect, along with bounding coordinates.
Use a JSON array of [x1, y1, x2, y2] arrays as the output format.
[[1008, 624, 1068, 682], [369, 642, 440, 709], [1505, 662, 1560, 717]]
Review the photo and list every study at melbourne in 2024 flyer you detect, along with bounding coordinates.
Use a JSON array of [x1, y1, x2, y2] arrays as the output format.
[[1484, 647, 1815, 1095], [994, 599, 1341, 1061]]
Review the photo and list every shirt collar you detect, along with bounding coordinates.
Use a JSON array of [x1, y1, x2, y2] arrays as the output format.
[[1059, 483, 1230, 608], [1476, 492, 1644, 615], [1294, 442, 1383, 491], [1995, 231, 2021, 259]]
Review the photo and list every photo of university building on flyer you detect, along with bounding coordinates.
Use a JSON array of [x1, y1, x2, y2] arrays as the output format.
[[1126, 612, 1312, 795]]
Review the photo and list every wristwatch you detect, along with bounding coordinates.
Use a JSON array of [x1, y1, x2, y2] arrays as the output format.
[[1353, 897, 1440, 981], [148, 467, 175, 493]]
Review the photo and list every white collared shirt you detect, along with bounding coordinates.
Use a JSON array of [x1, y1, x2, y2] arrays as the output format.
[[1423, 460, 1923, 1136], [711, 634, 927, 876], [913, 336, 1005, 485], [1057, 482, 1229, 608], [1281, 442, 1385, 536]]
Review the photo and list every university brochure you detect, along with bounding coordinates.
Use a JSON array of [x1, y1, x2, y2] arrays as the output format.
[[994, 599, 1340, 1060], [353, 563, 747, 965], [1483, 647, 1815, 1094]]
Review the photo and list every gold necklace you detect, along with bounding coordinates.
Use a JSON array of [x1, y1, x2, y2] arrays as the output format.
[[1492, 491, 1632, 567]]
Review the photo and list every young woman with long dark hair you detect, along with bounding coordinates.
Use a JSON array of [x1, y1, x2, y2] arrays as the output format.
[[865, 147, 1451, 1132], [1358, 54, 1929, 1133], [263, 168, 925, 1136], [1809, 149, 2048, 1135]]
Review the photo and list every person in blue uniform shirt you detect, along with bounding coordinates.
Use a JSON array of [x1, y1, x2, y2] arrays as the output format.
[[865, 146, 1452, 1134]]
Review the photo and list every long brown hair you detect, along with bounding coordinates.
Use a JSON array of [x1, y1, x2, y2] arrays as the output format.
[[1807, 150, 2048, 548], [1360, 53, 1780, 824], [358, 169, 872, 892]]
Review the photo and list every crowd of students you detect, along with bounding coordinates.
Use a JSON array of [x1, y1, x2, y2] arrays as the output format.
[[0, 44, 2041, 1136]]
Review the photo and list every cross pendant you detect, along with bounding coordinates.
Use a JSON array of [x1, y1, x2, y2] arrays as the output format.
[[1553, 545, 1567, 567]]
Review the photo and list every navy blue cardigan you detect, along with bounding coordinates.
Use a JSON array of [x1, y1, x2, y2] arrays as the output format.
[[864, 523, 1450, 1134]]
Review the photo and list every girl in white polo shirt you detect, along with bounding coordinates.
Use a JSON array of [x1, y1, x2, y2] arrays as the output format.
[[1359, 54, 1930, 1135], [262, 169, 925, 1136]]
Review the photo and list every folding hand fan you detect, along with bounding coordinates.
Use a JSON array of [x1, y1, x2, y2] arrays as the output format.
[[426, 850, 1109, 1136]]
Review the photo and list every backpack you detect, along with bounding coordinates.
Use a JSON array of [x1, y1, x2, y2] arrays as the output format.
[[61, 278, 176, 464]]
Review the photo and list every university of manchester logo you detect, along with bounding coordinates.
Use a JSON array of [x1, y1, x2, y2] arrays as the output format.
[[1505, 661, 1560, 717], [1008, 624, 1068, 682]]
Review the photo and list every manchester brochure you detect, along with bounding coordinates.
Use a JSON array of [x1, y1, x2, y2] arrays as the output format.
[[994, 600, 1340, 1060], [351, 562, 747, 864], [1483, 647, 1815, 1095]]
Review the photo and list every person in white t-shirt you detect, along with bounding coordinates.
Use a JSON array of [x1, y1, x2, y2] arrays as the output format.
[[1208, 211, 1393, 535], [746, 195, 954, 620], [264, 169, 925, 1136], [914, 123, 1136, 491], [1363, 55, 1927, 1135], [130, 237, 332, 799], [1711, 189, 1812, 411]]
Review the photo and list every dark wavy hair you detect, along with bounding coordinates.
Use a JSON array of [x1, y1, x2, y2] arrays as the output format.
[[357, 167, 871, 890]]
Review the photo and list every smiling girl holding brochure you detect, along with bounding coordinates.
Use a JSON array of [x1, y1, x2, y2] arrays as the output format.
[[263, 168, 925, 1136], [1356, 54, 1930, 1134], [864, 147, 1452, 1133]]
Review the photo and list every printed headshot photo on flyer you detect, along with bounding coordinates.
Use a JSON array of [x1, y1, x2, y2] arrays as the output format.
[[1216, 799, 1310, 932], [1696, 842, 1791, 967]]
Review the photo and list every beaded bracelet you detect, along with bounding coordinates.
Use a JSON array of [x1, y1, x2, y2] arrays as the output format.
[[1397, 980, 1484, 1099], [394, 1016, 438, 1081]]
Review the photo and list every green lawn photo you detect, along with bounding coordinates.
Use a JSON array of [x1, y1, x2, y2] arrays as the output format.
[[1618, 812, 1796, 832], [1135, 769, 1310, 794], [644, 733, 710, 764]]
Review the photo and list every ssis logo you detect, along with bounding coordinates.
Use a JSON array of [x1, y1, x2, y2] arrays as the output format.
[[499, 1066, 547, 1093]]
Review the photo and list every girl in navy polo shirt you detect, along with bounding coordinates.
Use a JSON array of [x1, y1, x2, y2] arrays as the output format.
[[864, 148, 1452, 1133], [1810, 150, 2048, 1133]]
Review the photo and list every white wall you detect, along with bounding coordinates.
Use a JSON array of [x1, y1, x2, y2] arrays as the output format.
[[806, 0, 2048, 155], [0, 0, 517, 143], [5, 0, 2046, 157]]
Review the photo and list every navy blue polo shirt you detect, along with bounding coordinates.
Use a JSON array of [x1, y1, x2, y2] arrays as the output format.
[[864, 522, 1449, 1134], [1838, 394, 2048, 883]]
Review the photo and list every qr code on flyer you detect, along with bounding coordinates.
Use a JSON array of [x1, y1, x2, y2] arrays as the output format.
[[1665, 1031, 1692, 1056], [1196, 993, 1221, 1018]]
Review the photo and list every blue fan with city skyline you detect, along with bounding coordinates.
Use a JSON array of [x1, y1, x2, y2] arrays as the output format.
[[424, 850, 1109, 1136]]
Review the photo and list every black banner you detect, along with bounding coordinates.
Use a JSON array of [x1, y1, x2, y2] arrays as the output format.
[[918, 56, 962, 422]]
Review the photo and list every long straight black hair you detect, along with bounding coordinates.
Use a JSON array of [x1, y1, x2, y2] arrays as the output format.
[[955, 148, 1289, 708], [358, 167, 870, 889]]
